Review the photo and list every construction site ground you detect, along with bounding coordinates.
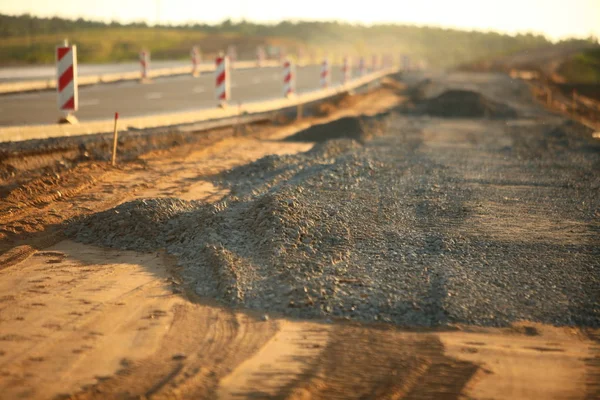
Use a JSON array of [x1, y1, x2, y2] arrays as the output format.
[[0, 72, 598, 400]]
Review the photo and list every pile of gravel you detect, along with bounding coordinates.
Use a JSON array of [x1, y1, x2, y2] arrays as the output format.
[[417, 89, 518, 118], [66, 198, 200, 252], [215, 139, 363, 198]]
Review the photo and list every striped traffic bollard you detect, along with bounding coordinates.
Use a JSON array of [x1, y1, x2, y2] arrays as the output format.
[[56, 40, 78, 124], [257, 46, 266, 67], [227, 45, 237, 64], [283, 59, 295, 97], [279, 47, 286, 64], [371, 54, 378, 71], [140, 50, 150, 82], [297, 47, 305, 66], [215, 54, 230, 107], [358, 57, 366, 77], [402, 55, 410, 71], [342, 56, 351, 85], [191, 46, 201, 77], [320, 58, 330, 88]]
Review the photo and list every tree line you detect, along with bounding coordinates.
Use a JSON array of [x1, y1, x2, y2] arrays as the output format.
[[0, 13, 594, 67]]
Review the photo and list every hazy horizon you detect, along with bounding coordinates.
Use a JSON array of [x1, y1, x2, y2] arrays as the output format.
[[0, 0, 598, 42]]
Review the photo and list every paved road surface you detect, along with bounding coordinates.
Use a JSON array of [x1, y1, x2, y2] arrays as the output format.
[[0, 60, 201, 82], [0, 65, 346, 126]]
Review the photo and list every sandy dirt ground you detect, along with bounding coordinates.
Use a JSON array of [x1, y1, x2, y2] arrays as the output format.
[[0, 76, 598, 399], [1, 243, 596, 399]]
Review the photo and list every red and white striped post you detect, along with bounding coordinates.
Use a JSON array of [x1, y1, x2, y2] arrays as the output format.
[[140, 50, 150, 81], [341, 56, 351, 85], [297, 47, 305, 65], [257, 46, 266, 67], [320, 58, 330, 88], [402, 55, 410, 71], [191, 46, 201, 77], [56, 40, 78, 123], [227, 45, 237, 64], [371, 54, 378, 71], [215, 53, 230, 106], [283, 59, 295, 97], [278, 46, 286, 64], [358, 56, 366, 77]]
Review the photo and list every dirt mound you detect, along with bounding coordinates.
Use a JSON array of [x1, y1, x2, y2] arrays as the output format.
[[285, 114, 388, 144], [419, 90, 517, 118]]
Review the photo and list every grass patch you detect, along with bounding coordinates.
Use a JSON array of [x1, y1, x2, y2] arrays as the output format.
[[557, 48, 600, 84], [0, 28, 298, 65]]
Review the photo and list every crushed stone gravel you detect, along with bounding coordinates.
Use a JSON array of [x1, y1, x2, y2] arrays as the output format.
[[67, 73, 600, 328]]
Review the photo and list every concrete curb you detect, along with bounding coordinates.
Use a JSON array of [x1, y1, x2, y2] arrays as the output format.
[[0, 68, 399, 143]]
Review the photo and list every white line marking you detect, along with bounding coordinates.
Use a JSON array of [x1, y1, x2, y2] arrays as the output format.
[[193, 86, 205, 93], [79, 99, 100, 106], [146, 92, 163, 100]]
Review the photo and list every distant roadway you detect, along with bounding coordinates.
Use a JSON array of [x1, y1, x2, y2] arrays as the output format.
[[0, 65, 345, 126], [0, 61, 196, 82]]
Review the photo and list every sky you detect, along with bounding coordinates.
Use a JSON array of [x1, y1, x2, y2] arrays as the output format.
[[0, 0, 598, 41]]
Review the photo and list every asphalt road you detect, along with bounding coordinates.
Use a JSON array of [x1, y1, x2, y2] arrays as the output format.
[[0, 65, 346, 126]]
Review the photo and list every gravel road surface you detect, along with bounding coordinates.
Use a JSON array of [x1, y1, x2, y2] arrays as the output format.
[[69, 71, 600, 328]]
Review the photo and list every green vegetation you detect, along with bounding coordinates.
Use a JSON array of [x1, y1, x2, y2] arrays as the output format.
[[0, 13, 571, 67], [557, 48, 600, 84]]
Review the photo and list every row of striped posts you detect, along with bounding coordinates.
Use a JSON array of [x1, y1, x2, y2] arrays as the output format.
[[138, 47, 405, 81], [56, 41, 413, 122], [196, 53, 404, 106]]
